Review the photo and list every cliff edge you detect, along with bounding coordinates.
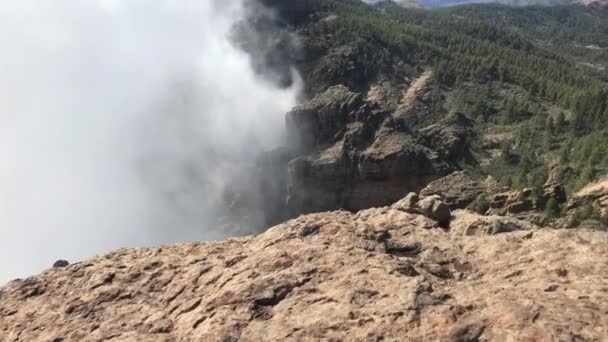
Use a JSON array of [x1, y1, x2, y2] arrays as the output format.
[[1, 196, 607, 341]]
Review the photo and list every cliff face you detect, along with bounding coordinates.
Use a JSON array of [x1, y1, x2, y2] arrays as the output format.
[[2, 196, 607, 341], [278, 83, 473, 219], [239, 0, 608, 232]]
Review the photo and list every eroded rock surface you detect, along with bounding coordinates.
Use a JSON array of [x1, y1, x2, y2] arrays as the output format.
[[2, 200, 607, 341], [283, 84, 474, 217], [420, 171, 507, 210], [568, 177, 608, 219]]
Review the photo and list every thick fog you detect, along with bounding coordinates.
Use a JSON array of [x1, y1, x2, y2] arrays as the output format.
[[0, 1, 299, 283]]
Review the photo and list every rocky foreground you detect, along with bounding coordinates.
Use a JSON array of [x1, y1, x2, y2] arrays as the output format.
[[2, 195, 608, 341]]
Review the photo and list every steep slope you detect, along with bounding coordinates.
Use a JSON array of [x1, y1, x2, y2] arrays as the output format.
[[1, 196, 608, 341], [242, 0, 608, 228], [284, 85, 474, 217]]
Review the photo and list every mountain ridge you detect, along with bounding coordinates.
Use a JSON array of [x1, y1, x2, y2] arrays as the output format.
[[368, 0, 607, 8]]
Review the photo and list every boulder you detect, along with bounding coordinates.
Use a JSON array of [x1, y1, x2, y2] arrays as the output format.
[[393, 193, 451, 226], [418, 195, 451, 225], [285, 85, 363, 151], [52, 260, 69, 268], [392, 192, 419, 211]]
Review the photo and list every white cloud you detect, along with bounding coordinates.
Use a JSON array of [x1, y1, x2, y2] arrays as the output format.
[[0, 0, 299, 283]]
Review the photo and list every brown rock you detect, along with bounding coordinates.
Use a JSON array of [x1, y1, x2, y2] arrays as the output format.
[[418, 195, 451, 226], [419, 112, 474, 161], [1, 204, 607, 341], [392, 193, 451, 226], [391, 192, 419, 212], [286, 85, 362, 150], [420, 171, 507, 210], [568, 178, 608, 220], [281, 86, 474, 219], [450, 209, 537, 236], [508, 199, 534, 214]]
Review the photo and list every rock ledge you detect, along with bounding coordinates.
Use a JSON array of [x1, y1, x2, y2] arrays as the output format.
[[1, 197, 607, 341]]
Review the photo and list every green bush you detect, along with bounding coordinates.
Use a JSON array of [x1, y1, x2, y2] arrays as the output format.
[[468, 195, 490, 215], [544, 197, 561, 219]]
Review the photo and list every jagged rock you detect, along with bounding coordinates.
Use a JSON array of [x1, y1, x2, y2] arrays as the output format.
[[507, 199, 534, 214], [562, 178, 608, 229], [286, 142, 351, 214], [392, 193, 450, 226], [2, 201, 607, 340], [420, 171, 507, 210], [52, 260, 69, 268], [392, 192, 420, 211], [283, 86, 473, 218], [490, 192, 511, 209], [489, 189, 537, 216], [349, 128, 443, 210], [567, 177, 608, 219], [417, 195, 451, 226], [419, 112, 474, 161], [286, 85, 363, 150], [450, 209, 537, 236], [411, 177, 549, 222]]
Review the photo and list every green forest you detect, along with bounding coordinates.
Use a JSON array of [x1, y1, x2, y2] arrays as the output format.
[[264, 0, 608, 196]]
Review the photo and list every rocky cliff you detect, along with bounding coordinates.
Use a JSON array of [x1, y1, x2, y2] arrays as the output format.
[[240, 0, 608, 232], [2, 193, 607, 341], [266, 83, 474, 221]]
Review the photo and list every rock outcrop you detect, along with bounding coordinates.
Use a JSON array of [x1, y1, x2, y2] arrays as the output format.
[[420, 171, 568, 218], [420, 171, 507, 210], [568, 177, 608, 218], [450, 209, 537, 236], [2, 196, 608, 341], [392, 192, 452, 226], [282, 84, 474, 218]]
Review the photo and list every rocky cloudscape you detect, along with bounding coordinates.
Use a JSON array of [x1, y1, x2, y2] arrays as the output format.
[[2, 0, 608, 340]]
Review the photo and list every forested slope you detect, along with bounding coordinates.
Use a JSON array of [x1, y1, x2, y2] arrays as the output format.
[[261, 0, 608, 200]]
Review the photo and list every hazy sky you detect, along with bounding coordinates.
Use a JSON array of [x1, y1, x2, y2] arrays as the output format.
[[0, 0, 299, 283]]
